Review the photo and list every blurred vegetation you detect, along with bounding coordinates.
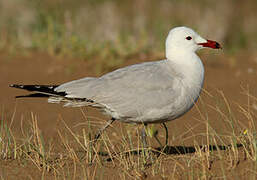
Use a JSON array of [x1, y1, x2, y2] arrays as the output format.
[[0, 0, 257, 59]]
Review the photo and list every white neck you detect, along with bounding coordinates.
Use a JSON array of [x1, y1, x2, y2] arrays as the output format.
[[166, 50, 205, 90]]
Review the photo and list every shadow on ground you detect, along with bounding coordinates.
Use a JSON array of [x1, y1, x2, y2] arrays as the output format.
[[100, 144, 243, 162]]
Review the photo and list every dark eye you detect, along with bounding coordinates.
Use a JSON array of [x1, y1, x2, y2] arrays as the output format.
[[186, 36, 192, 40]]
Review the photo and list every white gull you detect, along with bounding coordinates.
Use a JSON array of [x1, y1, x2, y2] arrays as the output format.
[[10, 26, 221, 146]]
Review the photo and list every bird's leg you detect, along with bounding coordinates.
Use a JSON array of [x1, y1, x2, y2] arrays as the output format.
[[141, 123, 148, 149], [94, 118, 115, 142], [162, 123, 168, 147], [140, 123, 149, 161], [87, 118, 115, 164], [153, 130, 163, 148], [152, 123, 168, 149]]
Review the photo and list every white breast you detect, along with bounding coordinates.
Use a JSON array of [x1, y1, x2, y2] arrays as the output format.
[[165, 53, 205, 120]]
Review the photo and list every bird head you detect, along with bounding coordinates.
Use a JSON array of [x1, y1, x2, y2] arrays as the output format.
[[165, 26, 221, 59]]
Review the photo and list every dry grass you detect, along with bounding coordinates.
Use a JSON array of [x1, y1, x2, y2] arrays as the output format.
[[0, 89, 256, 179]]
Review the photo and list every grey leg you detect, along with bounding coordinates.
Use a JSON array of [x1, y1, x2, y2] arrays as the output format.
[[141, 123, 148, 149], [94, 118, 115, 141]]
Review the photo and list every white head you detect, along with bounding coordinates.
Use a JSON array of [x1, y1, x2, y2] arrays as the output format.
[[165, 26, 221, 60]]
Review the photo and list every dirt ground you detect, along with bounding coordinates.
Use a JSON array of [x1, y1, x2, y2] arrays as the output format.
[[0, 51, 257, 179]]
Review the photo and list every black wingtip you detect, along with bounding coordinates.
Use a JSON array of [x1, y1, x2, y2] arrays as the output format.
[[15, 93, 50, 98], [9, 84, 66, 97]]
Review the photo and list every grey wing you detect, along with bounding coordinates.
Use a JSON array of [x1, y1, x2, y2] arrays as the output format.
[[55, 61, 183, 121], [55, 77, 98, 98]]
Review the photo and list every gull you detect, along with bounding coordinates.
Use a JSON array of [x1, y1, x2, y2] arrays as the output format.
[[10, 26, 221, 147]]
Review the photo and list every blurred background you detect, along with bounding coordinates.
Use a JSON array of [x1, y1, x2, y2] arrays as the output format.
[[1, 0, 257, 60], [1, 1, 257, 178]]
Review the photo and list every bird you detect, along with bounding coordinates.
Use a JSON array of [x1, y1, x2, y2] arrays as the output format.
[[10, 26, 221, 148]]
